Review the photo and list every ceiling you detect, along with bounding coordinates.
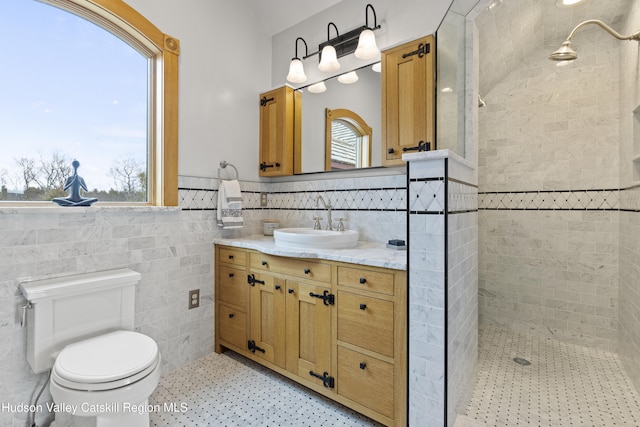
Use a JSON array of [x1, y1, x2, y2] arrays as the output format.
[[246, 0, 344, 36], [475, 0, 635, 96]]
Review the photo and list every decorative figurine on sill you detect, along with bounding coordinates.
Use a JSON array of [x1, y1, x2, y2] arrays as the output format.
[[52, 160, 99, 207]]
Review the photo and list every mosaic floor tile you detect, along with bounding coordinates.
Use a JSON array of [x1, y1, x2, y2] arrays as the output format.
[[461, 326, 640, 426]]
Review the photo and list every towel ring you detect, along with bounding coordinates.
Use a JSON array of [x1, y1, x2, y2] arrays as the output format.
[[218, 161, 239, 180]]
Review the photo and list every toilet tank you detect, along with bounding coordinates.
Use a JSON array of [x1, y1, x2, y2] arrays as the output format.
[[19, 268, 141, 374]]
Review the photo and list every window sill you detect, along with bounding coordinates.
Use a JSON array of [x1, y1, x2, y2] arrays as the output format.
[[0, 205, 182, 214]]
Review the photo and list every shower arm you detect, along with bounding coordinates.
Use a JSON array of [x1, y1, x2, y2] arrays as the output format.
[[564, 19, 640, 43]]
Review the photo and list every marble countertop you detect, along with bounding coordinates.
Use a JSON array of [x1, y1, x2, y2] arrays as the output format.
[[213, 236, 407, 270]]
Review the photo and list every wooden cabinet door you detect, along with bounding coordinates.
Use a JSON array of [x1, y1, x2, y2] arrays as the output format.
[[258, 86, 300, 176], [382, 35, 435, 166], [285, 281, 334, 390], [249, 272, 286, 368]]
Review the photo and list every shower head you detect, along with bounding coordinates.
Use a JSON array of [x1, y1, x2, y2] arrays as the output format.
[[548, 19, 640, 62], [548, 41, 577, 61]]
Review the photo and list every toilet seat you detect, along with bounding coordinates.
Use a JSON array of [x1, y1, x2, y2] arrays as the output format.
[[52, 330, 159, 392]]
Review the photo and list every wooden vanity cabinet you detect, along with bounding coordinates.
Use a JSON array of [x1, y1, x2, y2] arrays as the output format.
[[215, 245, 406, 426], [258, 86, 301, 176], [382, 35, 435, 166]]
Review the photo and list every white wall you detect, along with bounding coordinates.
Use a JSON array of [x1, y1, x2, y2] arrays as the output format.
[[124, 0, 272, 182]]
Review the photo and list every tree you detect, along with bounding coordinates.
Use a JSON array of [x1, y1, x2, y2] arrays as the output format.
[[108, 157, 146, 201], [14, 157, 39, 200]]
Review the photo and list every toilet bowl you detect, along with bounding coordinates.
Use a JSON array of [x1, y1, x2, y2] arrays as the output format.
[[20, 269, 161, 427]]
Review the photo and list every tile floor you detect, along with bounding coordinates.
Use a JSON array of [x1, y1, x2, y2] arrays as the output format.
[[149, 351, 382, 427], [459, 326, 640, 426]]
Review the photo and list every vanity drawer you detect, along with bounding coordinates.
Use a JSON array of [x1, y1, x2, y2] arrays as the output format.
[[218, 304, 247, 350], [337, 291, 394, 357], [218, 247, 247, 267], [337, 266, 394, 296], [249, 253, 331, 283], [337, 346, 394, 418], [218, 265, 247, 309]]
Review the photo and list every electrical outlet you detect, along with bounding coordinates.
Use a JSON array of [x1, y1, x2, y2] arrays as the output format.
[[260, 192, 268, 207], [189, 289, 200, 309]]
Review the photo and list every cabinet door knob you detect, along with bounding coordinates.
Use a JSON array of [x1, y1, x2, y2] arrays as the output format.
[[288, 288, 294, 294], [359, 362, 366, 370], [387, 148, 395, 154], [304, 268, 311, 275], [229, 273, 234, 278], [228, 255, 234, 259], [359, 304, 367, 310], [275, 285, 281, 290], [228, 313, 234, 318], [262, 260, 268, 266], [359, 277, 366, 284]]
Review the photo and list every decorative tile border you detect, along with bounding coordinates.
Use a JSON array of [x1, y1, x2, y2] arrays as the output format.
[[408, 177, 478, 214], [478, 189, 621, 211], [178, 184, 407, 212]]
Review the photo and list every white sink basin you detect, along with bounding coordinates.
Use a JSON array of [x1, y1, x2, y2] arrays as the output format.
[[273, 228, 359, 249]]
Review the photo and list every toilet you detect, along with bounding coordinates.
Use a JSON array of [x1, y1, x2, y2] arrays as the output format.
[[20, 269, 161, 427]]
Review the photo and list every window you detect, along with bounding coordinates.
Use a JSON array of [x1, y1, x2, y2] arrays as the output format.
[[0, 0, 179, 205], [325, 108, 372, 171]]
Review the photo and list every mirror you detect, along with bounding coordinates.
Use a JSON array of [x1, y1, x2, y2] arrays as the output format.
[[296, 64, 382, 174]]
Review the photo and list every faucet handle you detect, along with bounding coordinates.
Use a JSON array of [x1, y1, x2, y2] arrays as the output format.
[[336, 217, 345, 232], [313, 216, 322, 230]]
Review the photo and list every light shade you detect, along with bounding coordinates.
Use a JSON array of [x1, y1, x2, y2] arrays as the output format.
[[286, 58, 307, 83], [338, 71, 359, 84], [307, 81, 327, 93], [372, 62, 381, 72], [318, 45, 340, 72], [354, 29, 380, 59]]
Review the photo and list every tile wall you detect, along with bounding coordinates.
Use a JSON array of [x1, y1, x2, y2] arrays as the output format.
[[407, 152, 478, 427], [477, 30, 623, 351]]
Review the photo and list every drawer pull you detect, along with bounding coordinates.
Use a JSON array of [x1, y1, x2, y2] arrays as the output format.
[[228, 273, 234, 278], [275, 285, 281, 290], [359, 303, 367, 310], [304, 268, 311, 275], [228, 313, 234, 318], [228, 255, 234, 259], [261, 260, 268, 266], [359, 277, 366, 284], [359, 362, 366, 370], [288, 288, 295, 294]]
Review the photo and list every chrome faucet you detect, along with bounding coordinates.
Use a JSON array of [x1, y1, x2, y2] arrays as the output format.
[[315, 195, 333, 230]]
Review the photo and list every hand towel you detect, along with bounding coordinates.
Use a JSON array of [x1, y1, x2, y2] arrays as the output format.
[[217, 180, 244, 229]]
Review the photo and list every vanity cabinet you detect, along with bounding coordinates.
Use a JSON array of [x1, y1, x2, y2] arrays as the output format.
[[215, 245, 406, 426], [258, 86, 301, 176], [382, 35, 435, 166]]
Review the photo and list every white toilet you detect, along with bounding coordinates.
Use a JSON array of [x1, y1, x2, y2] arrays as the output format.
[[20, 269, 161, 427]]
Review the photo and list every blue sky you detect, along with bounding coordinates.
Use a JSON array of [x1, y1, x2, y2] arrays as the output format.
[[0, 0, 148, 191]]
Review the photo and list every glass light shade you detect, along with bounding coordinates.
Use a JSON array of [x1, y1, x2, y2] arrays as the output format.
[[372, 62, 381, 72], [307, 82, 327, 93], [286, 58, 307, 83], [337, 71, 358, 84], [354, 29, 380, 59], [318, 45, 340, 72]]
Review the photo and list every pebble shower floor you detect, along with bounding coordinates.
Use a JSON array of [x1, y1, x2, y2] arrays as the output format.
[[149, 351, 382, 427], [462, 325, 640, 426]]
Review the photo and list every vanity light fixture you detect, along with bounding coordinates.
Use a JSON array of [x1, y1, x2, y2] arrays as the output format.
[[372, 62, 381, 72], [286, 37, 309, 83], [337, 71, 359, 84], [318, 23, 341, 72], [354, 4, 381, 59]]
